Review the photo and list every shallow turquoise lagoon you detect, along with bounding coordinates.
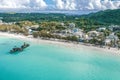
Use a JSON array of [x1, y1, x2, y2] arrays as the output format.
[[0, 37, 120, 80]]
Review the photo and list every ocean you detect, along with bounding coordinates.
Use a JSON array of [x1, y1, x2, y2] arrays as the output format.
[[0, 37, 120, 80]]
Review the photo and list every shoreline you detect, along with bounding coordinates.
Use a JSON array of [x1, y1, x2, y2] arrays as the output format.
[[0, 32, 120, 55]]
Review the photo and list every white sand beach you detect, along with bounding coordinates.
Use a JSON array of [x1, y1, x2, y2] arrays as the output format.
[[0, 32, 119, 55]]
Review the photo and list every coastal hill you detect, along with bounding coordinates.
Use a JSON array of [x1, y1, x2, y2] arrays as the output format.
[[0, 9, 120, 25], [82, 9, 120, 25]]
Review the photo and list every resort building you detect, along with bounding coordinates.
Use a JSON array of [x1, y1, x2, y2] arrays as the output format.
[[25, 25, 39, 35], [97, 27, 106, 32], [105, 33, 119, 47], [88, 31, 101, 38], [72, 29, 84, 37], [109, 25, 120, 32]]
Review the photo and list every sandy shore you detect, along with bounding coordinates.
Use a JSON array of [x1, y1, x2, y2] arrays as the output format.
[[0, 32, 120, 55]]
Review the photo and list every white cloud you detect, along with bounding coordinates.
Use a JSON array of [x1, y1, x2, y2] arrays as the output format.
[[0, 0, 47, 9], [53, 0, 120, 10], [53, 0, 64, 9], [101, 0, 120, 9], [0, 0, 119, 11], [53, 0, 76, 10], [29, 0, 47, 9]]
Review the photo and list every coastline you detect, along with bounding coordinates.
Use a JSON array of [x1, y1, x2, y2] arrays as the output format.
[[0, 32, 119, 55]]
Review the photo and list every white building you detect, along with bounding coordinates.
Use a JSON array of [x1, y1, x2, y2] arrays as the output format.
[[25, 25, 39, 35], [105, 33, 119, 47], [109, 25, 120, 31], [97, 27, 106, 32], [72, 29, 84, 38], [31, 25, 39, 30], [88, 31, 101, 37]]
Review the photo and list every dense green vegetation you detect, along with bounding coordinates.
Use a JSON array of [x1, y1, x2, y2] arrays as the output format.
[[0, 13, 100, 28], [0, 9, 120, 26], [83, 9, 120, 25], [0, 24, 28, 35], [0, 9, 119, 34], [0, 13, 103, 33], [0, 13, 67, 22], [0, 10, 119, 33]]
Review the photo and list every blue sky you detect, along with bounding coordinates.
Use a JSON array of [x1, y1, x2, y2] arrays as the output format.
[[45, 0, 54, 5], [0, 0, 119, 12]]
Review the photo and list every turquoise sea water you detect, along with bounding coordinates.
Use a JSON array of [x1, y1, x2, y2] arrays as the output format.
[[0, 37, 120, 80]]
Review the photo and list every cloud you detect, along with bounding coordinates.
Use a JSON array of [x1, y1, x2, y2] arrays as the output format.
[[101, 0, 120, 9], [53, 0, 76, 10], [0, 0, 47, 9], [53, 0, 120, 10], [0, 0, 119, 11]]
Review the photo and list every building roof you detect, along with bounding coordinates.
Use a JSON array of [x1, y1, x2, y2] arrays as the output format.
[[106, 33, 119, 40]]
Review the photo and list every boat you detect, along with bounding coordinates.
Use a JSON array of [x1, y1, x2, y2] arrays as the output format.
[[10, 47, 23, 53], [10, 43, 30, 54]]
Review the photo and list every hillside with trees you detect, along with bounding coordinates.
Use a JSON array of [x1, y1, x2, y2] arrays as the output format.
[[0, 9, 120, 26], [83, 9, 120, 25]]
